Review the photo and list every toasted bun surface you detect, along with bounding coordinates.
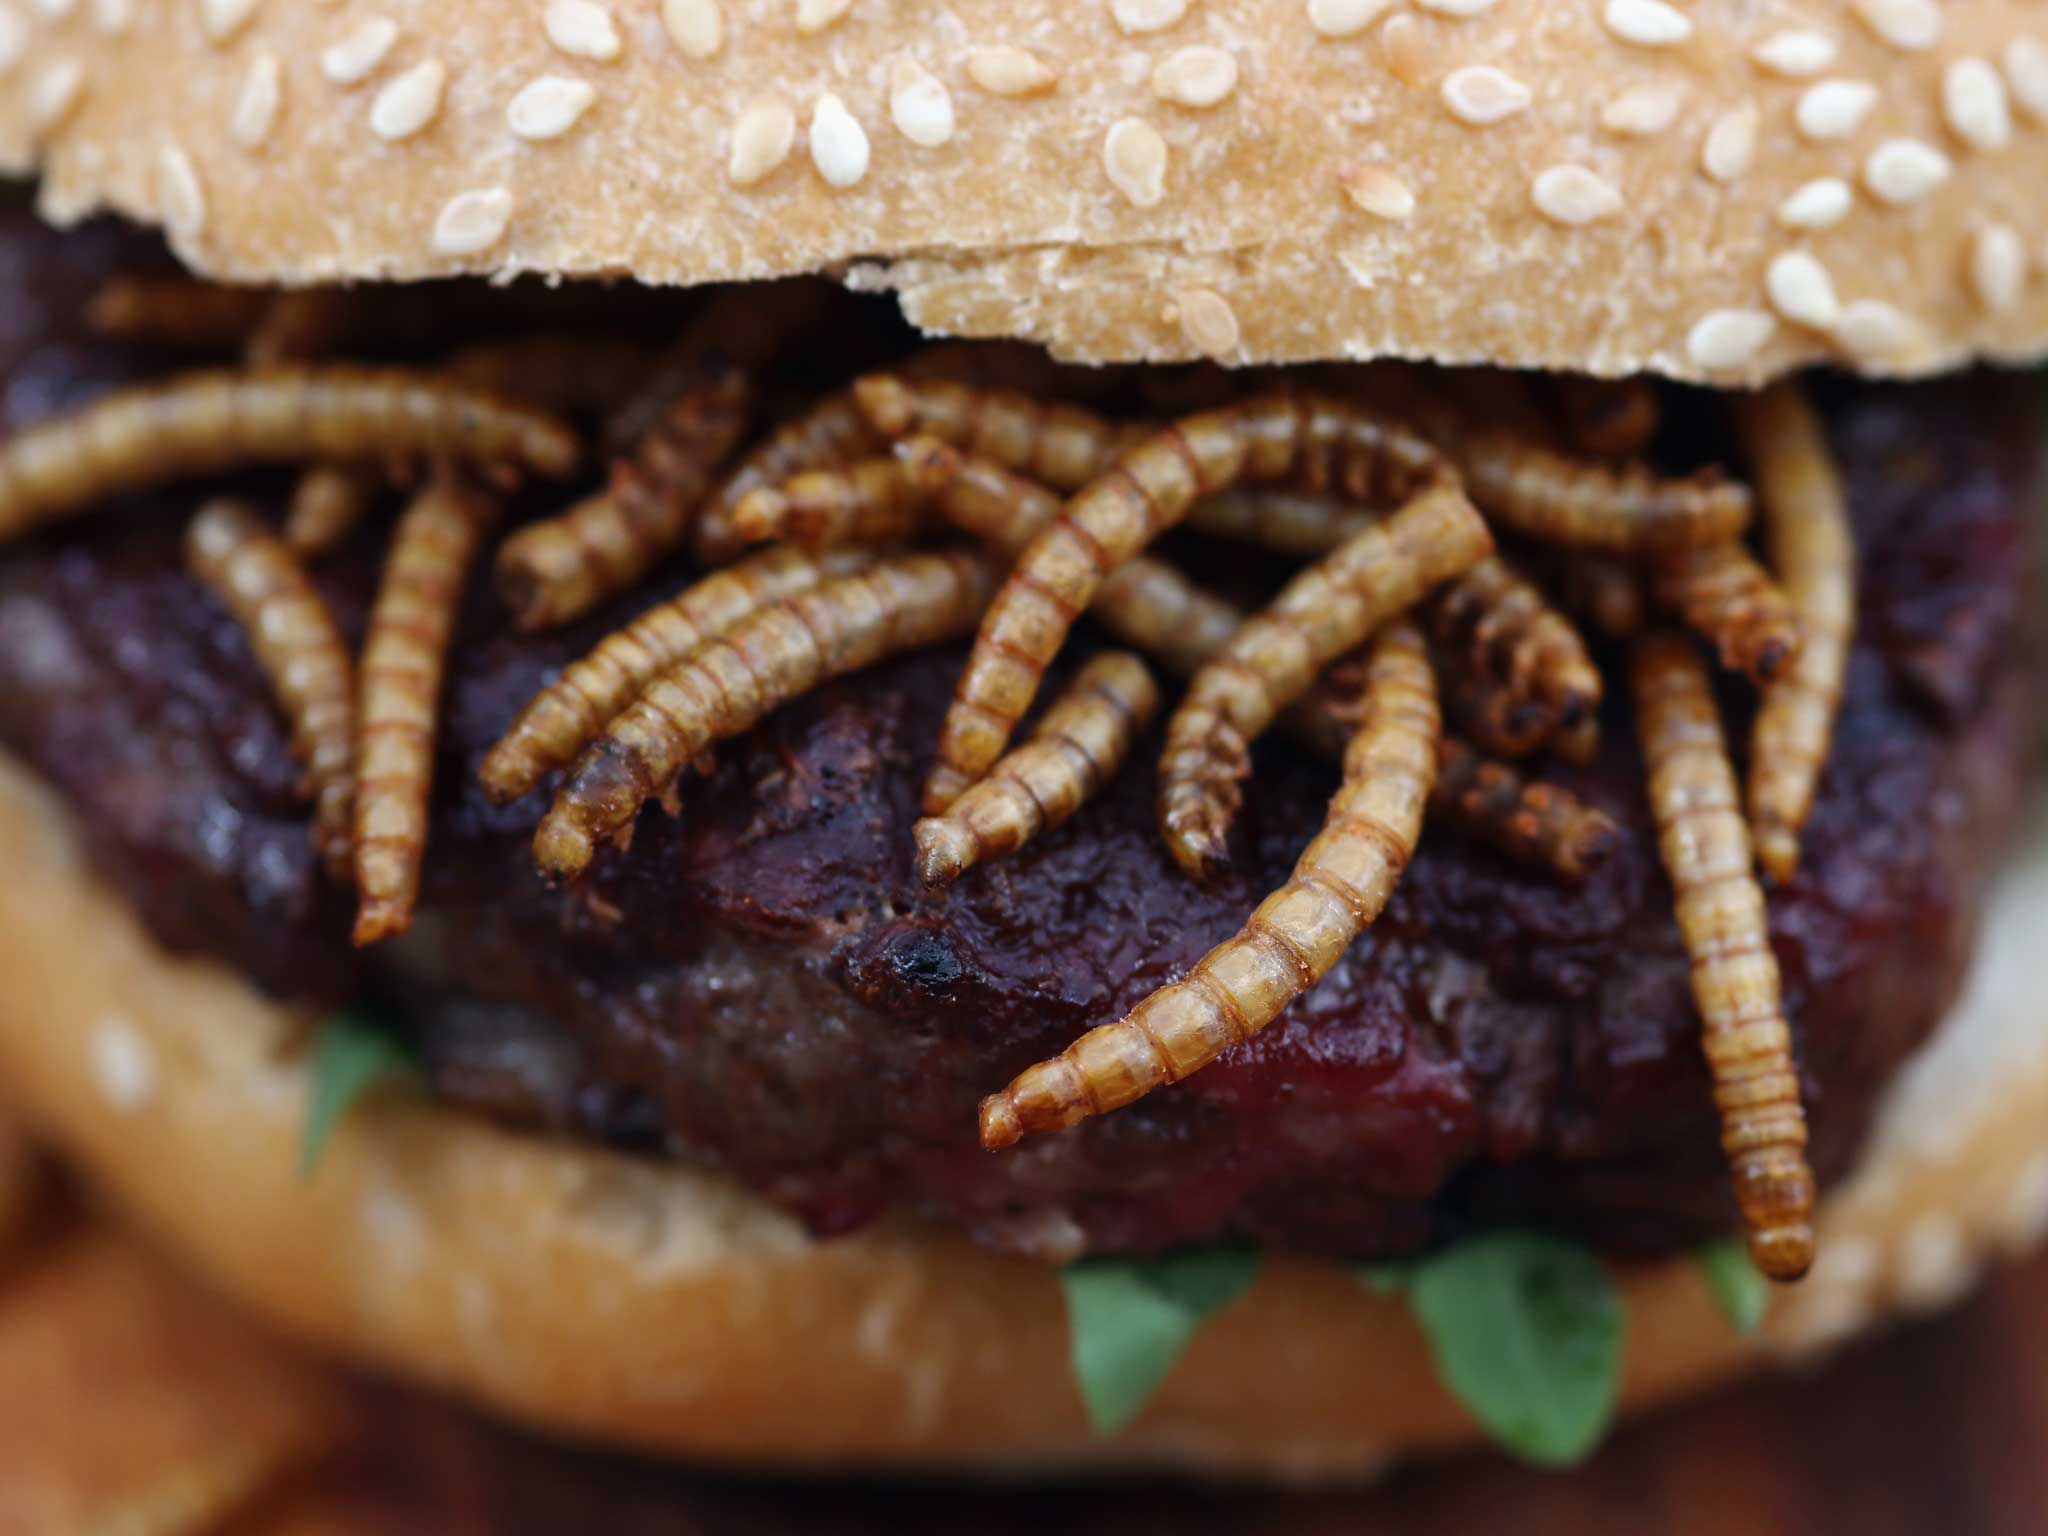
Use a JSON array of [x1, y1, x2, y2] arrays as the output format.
[[0, 0, 2045, 382], [0, 754, 2044, 1477]]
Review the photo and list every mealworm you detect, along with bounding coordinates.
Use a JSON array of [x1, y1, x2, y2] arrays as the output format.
[[1551, 376, 1661, 461], [851, 374, 1131, 493], [184, 499, 356, 882], [0, 367, 578, 545], [1443, 672, 1558, 760], [533, 550, 998, 881], [495, 363, 749, 630], [1554, 552, 1648, 639], [1156, 482, 1490, 877], [980, 621, 1439, 1147], [1446, 426, 1750, 553], [729, 455, 930, 549], [1651, 541, 1804, 685], [693, 389, 884, 565], [915, 651, 1160, 889], [1551, 711, 1601, 766], [244, 289, 353, 367], [1735, 384, 1855, 884], [1633, 630, 1816, 1282], [353, 480, 501, 945], [84, 274, 278, 349], [444, 335, 658, 418], [1434, 736, 1619, 881], [1184, 487, 1375, 555], [479, 544, 879, 803], [1428, 553, 1602, 727], [925, 392, 1455, 814], [282, 463, 382, 559]]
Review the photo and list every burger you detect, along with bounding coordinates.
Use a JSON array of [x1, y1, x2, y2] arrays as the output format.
[[0, 0, 2042, 1480]]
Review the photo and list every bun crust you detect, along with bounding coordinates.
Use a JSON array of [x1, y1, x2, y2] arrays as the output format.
[[0, 751, 2043, 1477], [0, 0, 2045, 382]]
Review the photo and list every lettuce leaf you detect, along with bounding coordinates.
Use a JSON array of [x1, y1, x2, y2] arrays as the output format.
[[1697, 1237, 1771, 1334], [1060, 1249, 1261, 1436], [299, 1010, 417, 1179]]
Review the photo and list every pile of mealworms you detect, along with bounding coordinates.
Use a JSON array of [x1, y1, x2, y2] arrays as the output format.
[[0, 274, 1857, 1281]]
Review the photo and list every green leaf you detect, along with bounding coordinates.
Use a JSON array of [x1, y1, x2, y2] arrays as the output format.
[[1061, 1249, 1260, 1436], [1406, 1233, 1625, 1468], [299, 1010, 417, 1179], [1355, 1260, 1413, 1297], [1697, 1237, 1770, 1334]]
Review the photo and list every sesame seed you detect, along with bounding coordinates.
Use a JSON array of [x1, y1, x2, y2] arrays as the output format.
[[966, 45, 1057, 96], [1750, 29, 1835, 77], [1153, 45, 1237, 108], [1600, 81, 1683, 136], [231, 51, 281, 147], [1700, 102, 1757, 182], [1851, 0, 1938, 53], [1603, 0, 1690, 48], [155, 143, 205, 239], [795, 0, 851, 34], [1971, 224, 2026, 311], [1441, 65, 1530, 124], [2007, 37, 2048, 123], [1337, 164, 1414, 219], [1415, 0, 1498, 16], [661, 0, 722, 59], [889, 57, 954, 146], [1766, 250, 1841, 329], [1531, 164, 1622, 224], [321, 18, 398, 86], [1103, 116, 1168, 206], [28, 58, 84, 132], [1173, 288, 1240, 356], [88, 0, 131, 35], [200, 0, 259, 44], [728, 98, 796, 184], [544, 0, 620, 62], [1307, 0, 1392, 39], [508, 75, 596, 140], [1863, 137, 1951, 204], [1943, 57, 2011, 151], [809, 92, 869, 187], [1896, 1214, 1971, 1310], [1777, 177, 1853, 228], [1379, 15, 1428, 86], [1113, 0, 1187, 35], [89, 1017, 155, 1110], [1795, 78, 1875, 141], [370, 58, 446, 140], [0, 9, 26, 74], [1685, 309, 1776, 370], [1834, 298, 1916, 363], [432, 187, 513, 256]]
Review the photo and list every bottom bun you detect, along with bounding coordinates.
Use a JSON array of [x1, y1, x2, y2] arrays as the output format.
[[0, 752, 2044, 1480]]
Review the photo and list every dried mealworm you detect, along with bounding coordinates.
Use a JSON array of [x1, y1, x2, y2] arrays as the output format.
[[1443, 671, 1558, 760], [1633, 630, 1816, 1281], [1651, 540, 1804, 685], [480, 544, 878, 803], [353, 481, 501, 945], [533, 550, 997, 881], [184, 499, 356, 881], [495, 363, 749, 630], [444, 335, 657, 418], [851, 374, 1130, 492], [925, 392, 1456, 813], [1551, 376, 1661, 461], [730, 455, 931, 549], [1428, 553, 1603, 727], [693, 389, 883, 565], [1156, 482, 1490, 877], [1554, 552, 1648, 639], [1446, 426, 1750, 553], [282, 463, 382, 559], [1551, 711, 1600, 766], [0, 367, 577, 545], [915, 651, 1160, 889], [1735, 384, 1854, 883], [1184, 487, 1374, 555], [1434, 736, 1619, 881], [980, 621, 1439, 1147], [84, 274, 276, 350], [245, 289, 353, 366]]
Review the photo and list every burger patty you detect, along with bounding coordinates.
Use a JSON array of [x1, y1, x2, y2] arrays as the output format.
[[0, 209, 2039, 1261]]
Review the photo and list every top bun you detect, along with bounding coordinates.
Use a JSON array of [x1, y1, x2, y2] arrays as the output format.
[[0, 0, 2044, 381]]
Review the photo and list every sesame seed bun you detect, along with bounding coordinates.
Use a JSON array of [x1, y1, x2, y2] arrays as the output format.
[[1, 750, 2043, 1477], [0, 0, 2044, 381]]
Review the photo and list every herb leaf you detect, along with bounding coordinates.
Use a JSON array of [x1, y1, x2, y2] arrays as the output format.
[[1697, 1237, 1770, 1334], [1355, 1261, 1413, 1297], [299, 1010, 417, 1179], [1406, 1233, 1625, 1467], [1061, 1249, 1260, 1436]]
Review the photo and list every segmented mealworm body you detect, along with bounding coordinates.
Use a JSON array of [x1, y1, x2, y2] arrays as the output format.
[[1444, 672, 1557, 760], [282, 463, 381, 558], [1156, 483, 1490, 877], [1428, 553, 1602, 726], [84, 274, 276, 350], [1652, 541, 1804, 684], [245, 289, 353, 366], [980, 622, 1439, 1147], [1448, 428, 1750, 553], [353, 481, 500, 945], [445, 335, 657, 418], [730, 455, 930, 549], [1736, 385, 1854, 883], [495, 364, 749, 629], [927, 392, 1455, 813], [915, 652, 1160, 889], [480, 544, 878, 803], [1554, 552, 1648, 639], [1552, 376, 1661, 461], [533, 550, 997, 881], [851, 374, 1130, 493], [184, 499, 356, 881], [1633, 631, 1816, 1281], [694, 389, 882, 565], [1184, 488, 1373, 554], [0, 367, 577, 545], [1434, 736, 1619, 881]]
